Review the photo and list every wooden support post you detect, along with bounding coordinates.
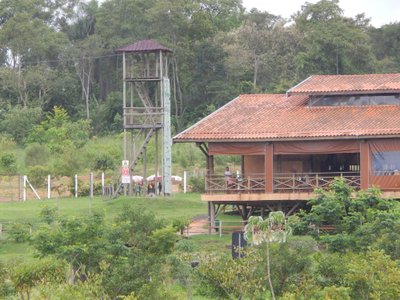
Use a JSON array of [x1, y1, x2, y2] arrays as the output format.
[[261, 207, 265, 219], [286, 202, 300, 216], [155, 129, 159, 195], [210, 202, 215, 234], [265, 143, 274, 192], [360, 140, 369, 190]]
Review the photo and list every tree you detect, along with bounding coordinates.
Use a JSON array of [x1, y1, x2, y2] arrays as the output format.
[[0, 106, 42, 145], [369, 22, 400, 73], [26, 106, 91, 153], [294, 0, 376, 77], [219, 12, 300, 93], [244, 211, 292, 300]]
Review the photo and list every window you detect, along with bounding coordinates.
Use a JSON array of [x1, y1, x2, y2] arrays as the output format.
[[372, 151, 400, 176], [309, 94, 400, 107]]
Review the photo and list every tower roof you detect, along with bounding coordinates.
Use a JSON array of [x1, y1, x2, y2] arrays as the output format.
[[116, 39, 172, 53]]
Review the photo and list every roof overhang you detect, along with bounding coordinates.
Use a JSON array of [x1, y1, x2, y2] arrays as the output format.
[[173, 134, 400, 144]]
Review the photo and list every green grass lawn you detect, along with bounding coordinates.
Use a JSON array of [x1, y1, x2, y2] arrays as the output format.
[[0, 192, 206, 224]]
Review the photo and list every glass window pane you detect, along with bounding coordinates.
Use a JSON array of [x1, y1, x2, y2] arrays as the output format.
[[310, 94, 400, 107], [372, 151, 400, 175]]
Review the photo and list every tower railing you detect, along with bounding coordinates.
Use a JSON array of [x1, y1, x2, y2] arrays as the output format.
[[124, 107, 163, 128]]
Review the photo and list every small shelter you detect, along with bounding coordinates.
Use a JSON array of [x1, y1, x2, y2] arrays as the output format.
[[173, 73, 400, 225]]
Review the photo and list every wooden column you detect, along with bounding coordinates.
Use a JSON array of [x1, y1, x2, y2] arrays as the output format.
[[265, 143, 274, 192], [360, 140, 370, 190], [207, 155, 214, 176], [209, 202, 215, 234]]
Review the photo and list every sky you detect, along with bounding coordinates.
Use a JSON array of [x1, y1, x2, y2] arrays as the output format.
[[242, 0, 400, 27]]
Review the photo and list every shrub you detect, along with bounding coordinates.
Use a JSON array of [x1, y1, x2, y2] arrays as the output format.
[[24, 143, 50, 167], [39, 206, 58, 225], [7, 223, 31, 243], [189, 176, 205, 193], [70, 179, 103, 196], [27, 165, 51, 187], [172, 217, 191, 235], [93, 153, 116, 171], [175, 239, 196, 252], [0, 153, 17, 175]]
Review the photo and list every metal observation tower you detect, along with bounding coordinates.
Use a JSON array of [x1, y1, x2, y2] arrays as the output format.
[[115, 39, 173, 196]]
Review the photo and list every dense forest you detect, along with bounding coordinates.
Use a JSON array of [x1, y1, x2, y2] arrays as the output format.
[[0, 0, 399, 176]]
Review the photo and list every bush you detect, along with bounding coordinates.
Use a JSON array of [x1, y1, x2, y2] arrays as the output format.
[[93, 153, 116, 171], [172, 217, 191, 235], [175, 239, 196, 252], [70, 180, 103, 196], [24, 143, 50, 167], [39, 206, 58, 225], [0, 153, 17, 175], [7, 223, 31, 243], [27, 165, 51, 187], [189, 176, 205, 193]]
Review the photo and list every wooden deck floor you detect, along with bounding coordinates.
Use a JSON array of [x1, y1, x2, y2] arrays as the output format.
[[202, 191, 400, 202]]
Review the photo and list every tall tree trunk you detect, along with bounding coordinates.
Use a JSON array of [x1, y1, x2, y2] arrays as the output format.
[[266, 240, 276, 300], [253, 52, 258, 89]]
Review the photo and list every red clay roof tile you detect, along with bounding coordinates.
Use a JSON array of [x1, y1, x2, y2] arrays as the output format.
[[288, 74, 400, 95], [174, 93, 400, 142], [174, 74, 400, 142], [116, 39, 172, 53]]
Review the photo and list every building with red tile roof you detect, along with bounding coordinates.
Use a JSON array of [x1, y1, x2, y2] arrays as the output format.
[[173, 74, 400, 225]]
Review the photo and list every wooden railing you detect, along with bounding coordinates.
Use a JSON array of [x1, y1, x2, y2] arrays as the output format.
[[273, 172, 360, 192], [205, 174, 265, 194], [205, 172, 360, 194], [124, 107, 163, 128]]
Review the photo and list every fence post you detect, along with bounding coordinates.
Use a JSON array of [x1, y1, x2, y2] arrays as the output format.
[[47, 174, 51, 199], [101, 172, 105, 196], [75, 174, 78, 198], [183, 171, 187, 194], [219, 220, 222, 238], [0, 223, 2, 238], [23, 175, 27, 201]]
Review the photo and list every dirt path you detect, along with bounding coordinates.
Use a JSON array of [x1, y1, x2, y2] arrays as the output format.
[[186, 215, 209, 236]]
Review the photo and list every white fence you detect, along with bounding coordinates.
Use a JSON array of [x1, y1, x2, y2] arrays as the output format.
[[0, 171, 194, 202], [0, 173, 109, 202]]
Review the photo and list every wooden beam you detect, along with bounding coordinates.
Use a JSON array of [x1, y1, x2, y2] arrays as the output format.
[[360, 140, 369, 189], [286, 202, 300, 216], [236, 205, 246, 220], [215, 204, 226, 218], [196, 142, 209, 157], [265, 204, 274, 212], [246, 206, 255, 220], [265, 143, 274, 192], [210, 202, 215, 234]]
